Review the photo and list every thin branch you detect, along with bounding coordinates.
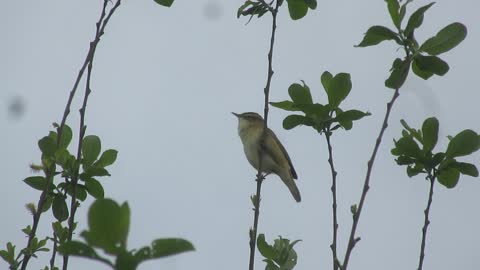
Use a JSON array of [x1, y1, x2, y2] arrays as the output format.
[[62, 1, 121, 269], [248, 2, 279, 270], [417, 174, 435, 270], [19, 1, 121, 270], [249, 174, 265, 270], [342, 86, 401, 270], [49, 233, 58, 270], [324, 132, 339, 270]]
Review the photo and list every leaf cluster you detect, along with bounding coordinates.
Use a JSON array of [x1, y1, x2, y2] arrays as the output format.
[[392, 117, 480, 188], [237, 0, 317, 21], [24, 125, 118, 222], [57, 198, 194, 270], [1, 235, 49, 269], [356, 0, 467, 88], [270, 72, 370, 134], [257, 234, 301, 270]]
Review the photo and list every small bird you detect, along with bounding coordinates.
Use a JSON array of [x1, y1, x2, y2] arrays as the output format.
[[233, 112, 301, 202]]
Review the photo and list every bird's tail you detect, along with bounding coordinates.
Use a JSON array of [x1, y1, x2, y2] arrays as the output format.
[[278, 170, 301, 202]]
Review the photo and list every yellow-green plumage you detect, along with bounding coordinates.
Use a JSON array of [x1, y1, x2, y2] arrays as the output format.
[[233, 112, 301, 202]]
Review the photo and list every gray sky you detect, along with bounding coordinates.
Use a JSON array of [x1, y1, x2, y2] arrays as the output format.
[[2, 0, 480, 269]]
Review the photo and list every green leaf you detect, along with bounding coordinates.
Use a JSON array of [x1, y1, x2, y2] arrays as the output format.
[[437, 167, 460, 188], [394, 136, 421, 158], [432, 152, 445, 167], [85, 178, 105, 199], [84, 167, 111, 177], [304, 0, 317, 9], [413, 55, 449, 79], [398, 0, 413, 27], [93, 149, 118, 168], [58, 240, 111, 266], [446, 129, 480, 158], [287, 0, 308, 20], [385, 0, 401, 29], [153, 0, 174, 7], [326, 73, 352, 108], [283, 115, 308, 130], [237, 1, 251, 18], [257, 234, 275, 260], [270, 101, 300, 111], [55, 148, 73, 167], [404, 2, 435, 37], [412, 58, 434, 80], [294, 104, 329, 120], [356, 25, 400, 47], [82, 135, 101, 167], [42, 195, 53, 213], [288, 83, 313, 105], [420, 22, 467, 55], [38, 136, 57, 157], [237, 1, 268, 19], [385, 58, 410, 89], [59, 125, 73, 149], [24, 176, 48, 191], [422, 117, 439, 152], [339, 120, 353, 130], [81, 199, 130, 254], [334, 110, 371, 123], [320, 71, 333, 94], [52, 196, 69, 222], [453, 162, 479, 177], [407, 164, 424, 177], [116, 253, 138, 270], [149, 238, 195, 259], [400, 119, 423, 142], [395, 156, 416, 165], [0, 250, 12, 265]]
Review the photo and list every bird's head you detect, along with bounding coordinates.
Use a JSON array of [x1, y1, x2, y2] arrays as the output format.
[[232, 112, 264, 132]]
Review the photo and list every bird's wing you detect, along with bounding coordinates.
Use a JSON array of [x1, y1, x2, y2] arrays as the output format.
[[261, 128, 298, 179]]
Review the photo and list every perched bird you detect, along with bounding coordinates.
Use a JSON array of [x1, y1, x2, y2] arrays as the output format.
[[232, 112, 301, 202]]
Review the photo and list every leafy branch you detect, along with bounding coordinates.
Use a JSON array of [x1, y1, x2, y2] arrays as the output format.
[[391, 117, 479, 270], [13, 2, 121, 270], [271, 74, 370, 270], [63, 1, 122, 269], [246, 1, 280, 269], [340, 1, 467, 268], [58, 198, 194, 270]]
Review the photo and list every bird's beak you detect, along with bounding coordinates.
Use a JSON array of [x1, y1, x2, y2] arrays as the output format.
[[231, 112, 239, 117]]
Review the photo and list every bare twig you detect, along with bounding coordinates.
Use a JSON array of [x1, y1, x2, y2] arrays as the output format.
[[324, 132, 339, 270], [342, 86, 401, 270], [49, 233, 58, 270], [62, 1, 121, 269], [417, 174, 435, 270], [248, 1, 279, 270]]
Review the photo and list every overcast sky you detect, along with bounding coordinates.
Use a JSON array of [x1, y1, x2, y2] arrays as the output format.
[[2, 0, 480, 269]]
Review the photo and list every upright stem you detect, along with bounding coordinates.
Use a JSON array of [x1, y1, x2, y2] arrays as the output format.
[[249, 175, 264, 270], [248, 2, 279, 270], [62, 1, 121, 269], [342, 87, 401, 270], [325, 132, 339, 270], [49, 233, 58, 270], [418, 175, 435, 270]]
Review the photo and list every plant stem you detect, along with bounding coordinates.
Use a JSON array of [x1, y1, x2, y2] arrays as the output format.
[[418, 174, 435, 270], [249, 175, 264, 270], [248, 2, 279, 270], [49, 233, 58, 270], [325, 132, 339, 270], [62, 1, 121, 269], [342, 86, 401, 270]]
